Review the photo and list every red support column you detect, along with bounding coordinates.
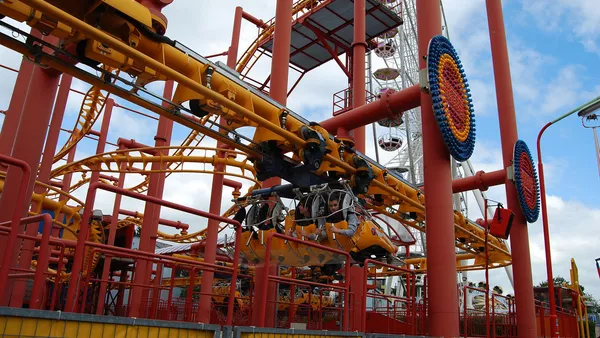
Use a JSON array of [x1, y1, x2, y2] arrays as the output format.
[[351, 0, 367, 153], [195, 6, 244, 319], [64, 99, 114, 312], [251, 0, 293, 327], [37, 74, 73, 184], [130, 81, 174, 317], [350, 265, 365, 332], [228, 7, 243, 69], [415, 1, 460, 337], [485, 1, 538, 336], [0, 32, 37, 165], [0, 46, 61, 307]]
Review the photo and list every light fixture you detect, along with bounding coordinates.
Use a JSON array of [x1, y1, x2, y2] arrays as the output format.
[[577, 99, 600, 118]]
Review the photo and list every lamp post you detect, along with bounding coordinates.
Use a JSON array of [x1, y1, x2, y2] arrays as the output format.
[[537, 96, 600, 338]]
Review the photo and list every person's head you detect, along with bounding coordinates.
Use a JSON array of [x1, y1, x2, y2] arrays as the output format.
[[297, 196, 312, 217], [328, 193, 340, 213]]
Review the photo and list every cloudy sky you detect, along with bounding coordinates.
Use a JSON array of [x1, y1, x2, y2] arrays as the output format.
[[0, 0, 598, 300]]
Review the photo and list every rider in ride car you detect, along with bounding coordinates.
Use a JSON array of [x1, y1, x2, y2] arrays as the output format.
[[325, 192, 359, 237]]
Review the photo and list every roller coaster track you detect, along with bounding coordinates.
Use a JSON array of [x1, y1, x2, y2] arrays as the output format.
[[0, 1, 511, 271], [127, 114, 217, 194], [52, 66, 117, 163], [48, 147, 259, 185]]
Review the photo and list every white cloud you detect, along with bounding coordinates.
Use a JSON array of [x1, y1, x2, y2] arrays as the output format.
[[523, 0, 600, 55]]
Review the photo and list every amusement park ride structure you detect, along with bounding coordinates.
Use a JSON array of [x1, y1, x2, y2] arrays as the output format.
[[0, 0, 591, 337]]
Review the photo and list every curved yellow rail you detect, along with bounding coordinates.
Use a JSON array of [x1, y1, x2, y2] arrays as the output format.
[[53, 66, 117, 162]]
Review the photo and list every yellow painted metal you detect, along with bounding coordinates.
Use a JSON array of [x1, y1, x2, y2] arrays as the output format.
[[0, 314, 215, 338], [0, 0, 512, 271]]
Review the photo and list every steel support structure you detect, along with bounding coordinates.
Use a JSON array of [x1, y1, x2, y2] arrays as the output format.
[[416, 1, 460, 336], [0, 35, 61, 306], [130, 81, 174, 317], [351, 0, 367, 153], [485, 0, 537, 336], [64, 99, 114, 312]]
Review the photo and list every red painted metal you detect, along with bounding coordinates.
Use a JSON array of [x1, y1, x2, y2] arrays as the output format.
[[485, 1, 538, 336], [222, 177, 242, 190], [85, 182, 241, 326], [118, 209, 188, 230], [415, 1, 459, 336], [96, 161, 127, 315], [351, 0, 367, 153], [64, 98, 114, 312], [0, 155, 31, 306], [37, 74, 73, 185], [131, 81, 174, 317], [117, 138, 160, 155], [257, 232, 351, 331], [362, 259, 417, 335], [0, 46, 61, 307], [537, 121, 559, 337], [242, 10, 268, 29], [269, 0, 293, 104], [320, 85, 420, 135], [228, 7, 243, 69], [452, 169, 506, 193], [22, 214, 53, 309], [0, 30, 38, 168]]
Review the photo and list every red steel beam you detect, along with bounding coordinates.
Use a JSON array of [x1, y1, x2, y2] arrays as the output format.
[[415, 1, 460, 336], [485, 1, 538, 336], [242, 10, 268, 29], [83, 182, 242, 326], [0, 156, 31, 306], [452, 169, 506, 193], [64, 99, 114, 312], [117, 138, 160, 155], [351, 0, 367, 152], [131, 81, 175, 317], [319, 85, 420, 136], [118, 209, 189, 230]]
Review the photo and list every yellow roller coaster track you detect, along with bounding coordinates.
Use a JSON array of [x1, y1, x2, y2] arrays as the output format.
[[0, 0, 511, 272], [52, 66, 117, 163]]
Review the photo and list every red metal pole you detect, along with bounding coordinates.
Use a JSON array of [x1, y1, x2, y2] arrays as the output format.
[[96, 163, 126, 315], [415, 1, 460, 336], [319, 85, 421, 135], [64, 98, 114, 312], [37, 74, 73, 184], [269, 0, 293, 104], [537, 121, 559, 337], [0, 34, 36, 168], [242, 10, 268, 29], [452, 169, 506, 193], [0, 156, 31, 305], [118, 209, 189, 230], [485, 199, 490, 338], [253, 0, 294, 326], [351, 0, 367, 153], [485, 1, 538, 336], [228, 7, 243, 69], [27, 213, 53, 309], [196, 10, 245, 320], [131, 80, 174, 317], [0, 46, 61, 307]]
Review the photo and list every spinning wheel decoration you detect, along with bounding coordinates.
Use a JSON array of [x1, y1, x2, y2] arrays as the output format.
[[513, 140, 540, 223], [427, 35, 476, 162]]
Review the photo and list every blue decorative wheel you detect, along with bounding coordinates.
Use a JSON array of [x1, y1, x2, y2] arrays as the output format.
[[427, 35, 476, 162], [513, 140, 540, 223]]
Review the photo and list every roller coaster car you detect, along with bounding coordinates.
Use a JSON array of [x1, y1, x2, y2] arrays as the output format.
[[239, 192, 400, 268]]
